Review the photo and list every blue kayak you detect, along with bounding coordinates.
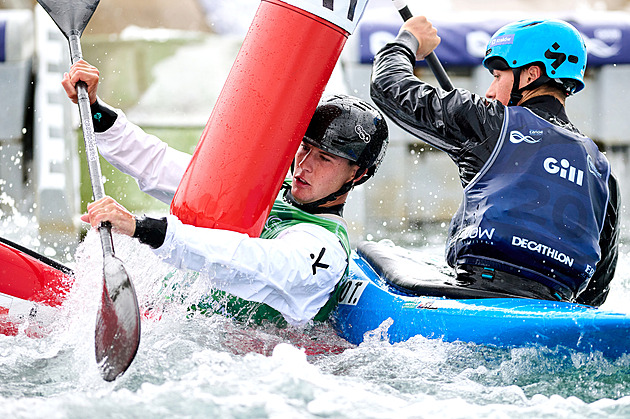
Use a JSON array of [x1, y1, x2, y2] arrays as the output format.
[[331, 241, 630, 359]]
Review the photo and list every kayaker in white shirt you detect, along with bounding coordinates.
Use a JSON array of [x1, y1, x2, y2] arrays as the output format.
[[62, 61, 389, 326]]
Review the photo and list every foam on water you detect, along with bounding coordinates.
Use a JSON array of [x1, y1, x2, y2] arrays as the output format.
[[1, 231, 630, 418]]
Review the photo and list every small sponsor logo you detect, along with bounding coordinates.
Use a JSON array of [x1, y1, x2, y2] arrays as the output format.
[[544, 42, 580, 73], [264, 215, 282, 230], [512, 236, 575, 267], [510, 130, 542, 144], [355, 125, 371, 143], [489, 34, 515, 47], [543, 157, 584, 186], [460, 226, 495, 241], [403, 301, 437, 310]]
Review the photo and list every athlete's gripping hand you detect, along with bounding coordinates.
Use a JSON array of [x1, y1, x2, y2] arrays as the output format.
[[61, 59, 100, 105], [400, 16, 441, 60], [81, 196, 136, 237]]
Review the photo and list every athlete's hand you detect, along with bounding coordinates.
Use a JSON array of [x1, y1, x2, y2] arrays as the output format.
[[61, 59, 100, 105], [81, 196, 136, 236], [401, 16, 441, 60]]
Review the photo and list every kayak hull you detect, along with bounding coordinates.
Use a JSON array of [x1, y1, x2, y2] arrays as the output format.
[[332, 248, 630, 358], [0, 237, 73, 335]]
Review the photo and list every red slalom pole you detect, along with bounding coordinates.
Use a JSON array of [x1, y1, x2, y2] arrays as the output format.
[[171, 0, 369, 236]]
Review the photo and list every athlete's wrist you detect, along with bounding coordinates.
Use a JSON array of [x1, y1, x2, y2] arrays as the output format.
[[90, 98, 118, 133], [133, 216, 168, 249]]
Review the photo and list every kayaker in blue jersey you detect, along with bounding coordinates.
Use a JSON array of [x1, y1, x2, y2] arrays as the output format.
[[371, 17, 620, 306], [62, 61, 389, 326]]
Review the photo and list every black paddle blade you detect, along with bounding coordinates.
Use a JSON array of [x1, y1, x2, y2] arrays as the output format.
[[36, 0, 100, 38], [95, 254, 141, 382]]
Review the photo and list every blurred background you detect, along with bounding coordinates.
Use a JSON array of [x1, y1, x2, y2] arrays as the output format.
[[1, 0, 629, 261]]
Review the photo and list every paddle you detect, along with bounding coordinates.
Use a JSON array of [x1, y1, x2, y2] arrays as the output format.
[[392, 0, 454, 91], [36, 0, 141, 381]]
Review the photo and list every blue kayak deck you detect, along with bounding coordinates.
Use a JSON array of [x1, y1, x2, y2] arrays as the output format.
[[354, 241, 526, 299], [332, 241, 630, 359]]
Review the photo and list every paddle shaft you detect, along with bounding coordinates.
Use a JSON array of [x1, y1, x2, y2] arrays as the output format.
[[392, 0, 454, 92], [68, 34, 115, 255], [37, 0, 140, 381]]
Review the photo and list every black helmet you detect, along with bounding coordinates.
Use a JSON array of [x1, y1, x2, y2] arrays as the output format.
[[303, 94, 389, 186], [285, 94, 389, 215]]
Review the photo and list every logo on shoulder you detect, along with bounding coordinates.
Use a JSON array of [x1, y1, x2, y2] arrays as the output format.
[[264, 215, 282, 230], [587, 155, 602, 178], [510, 130, 542, 144]]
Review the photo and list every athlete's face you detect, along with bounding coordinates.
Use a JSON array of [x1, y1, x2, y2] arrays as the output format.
[[291, 141, 359, 206], [485, 68, 514, 106]]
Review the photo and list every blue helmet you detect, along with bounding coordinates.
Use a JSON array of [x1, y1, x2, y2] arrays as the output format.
[[483, 19, 587, 94]]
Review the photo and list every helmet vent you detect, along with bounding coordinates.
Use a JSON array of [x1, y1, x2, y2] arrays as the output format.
[[522, 21, 544, 28]]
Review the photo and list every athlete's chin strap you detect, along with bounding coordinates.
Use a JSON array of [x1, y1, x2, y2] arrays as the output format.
[[283, 186, 345, 216], [508, 66, 554, 106], [508, 68, 524, 106], [282, 169, 368, 216]]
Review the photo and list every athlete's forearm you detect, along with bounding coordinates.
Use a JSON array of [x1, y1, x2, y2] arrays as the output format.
[[370, 31, 504, 185]]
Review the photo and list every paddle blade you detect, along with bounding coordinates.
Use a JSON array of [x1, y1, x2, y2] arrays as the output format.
[[95, 254, 141, 382], [36, 0, 100, 38]]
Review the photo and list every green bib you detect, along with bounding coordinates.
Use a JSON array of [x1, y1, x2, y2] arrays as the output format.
[[173, 197, 351, 327]]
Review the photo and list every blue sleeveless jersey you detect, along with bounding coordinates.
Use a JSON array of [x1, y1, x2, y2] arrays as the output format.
[[446, 107, 610, 299]]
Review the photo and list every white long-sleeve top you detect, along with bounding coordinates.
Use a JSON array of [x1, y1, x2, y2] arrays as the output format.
[[94, 109, 349, 326]]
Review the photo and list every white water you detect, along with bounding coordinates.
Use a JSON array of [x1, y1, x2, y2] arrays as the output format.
[[2, 1, 630, 415], [1, 230, 630, 419]]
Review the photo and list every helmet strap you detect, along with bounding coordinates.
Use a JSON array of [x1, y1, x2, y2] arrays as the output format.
[[282, 184, 347, 216], [283, 164, 370, 215], [508, 68, 524, 106], [509, 65, 553, 106]]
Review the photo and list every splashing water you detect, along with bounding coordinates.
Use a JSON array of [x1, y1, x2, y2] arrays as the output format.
[[1, 231, 630, 418]]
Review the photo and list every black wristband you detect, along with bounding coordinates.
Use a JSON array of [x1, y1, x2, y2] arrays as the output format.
[[133, 216, 168, 249], [90, 99, 118, 132]]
